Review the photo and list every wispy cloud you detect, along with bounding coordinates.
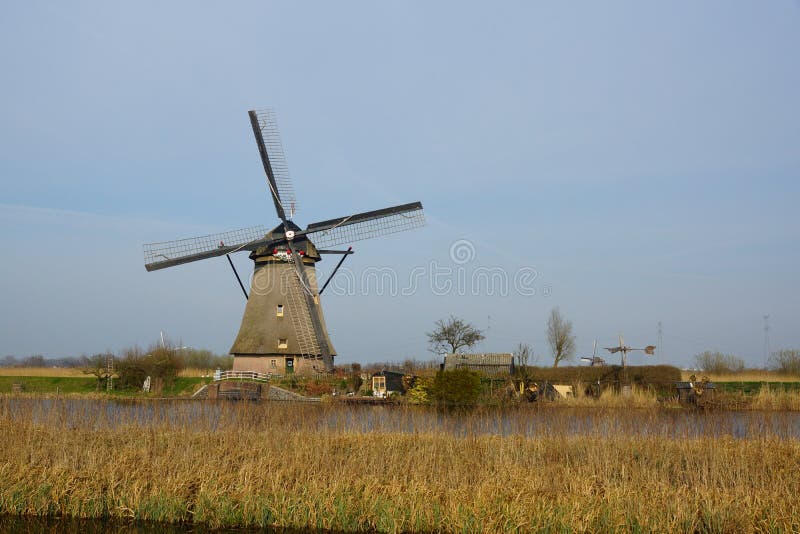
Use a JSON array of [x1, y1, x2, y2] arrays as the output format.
[[0, 203, 215, 236]]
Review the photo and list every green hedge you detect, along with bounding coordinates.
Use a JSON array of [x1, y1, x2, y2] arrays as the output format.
[[522, 365, 682, 386]]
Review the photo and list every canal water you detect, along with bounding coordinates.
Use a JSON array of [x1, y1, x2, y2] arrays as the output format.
[[2, 398, 799, 440]]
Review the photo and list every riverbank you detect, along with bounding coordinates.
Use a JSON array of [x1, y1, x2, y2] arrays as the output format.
[[1, 400, 799, 531], [0, 375, 207, 397]]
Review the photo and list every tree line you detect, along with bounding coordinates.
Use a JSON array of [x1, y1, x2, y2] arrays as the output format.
[[425, 309, 800, 374], [426, 307, 576, 368]]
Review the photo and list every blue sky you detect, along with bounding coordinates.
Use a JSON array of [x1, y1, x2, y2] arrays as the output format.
[[1, 1, 798, 367]]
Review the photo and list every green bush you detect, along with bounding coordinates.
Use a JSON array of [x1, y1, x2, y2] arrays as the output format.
[[407, 378, 432, 405], [430, 369, 482, 407], [525, 365, 681, 386]]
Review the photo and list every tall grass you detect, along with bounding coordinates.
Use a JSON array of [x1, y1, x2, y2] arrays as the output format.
[[1, 400, 798, 531], [681, 369, 800, 383], [557, 384, 665, 409], [751, 385, 800, 411], [177, 368, 215, 378]]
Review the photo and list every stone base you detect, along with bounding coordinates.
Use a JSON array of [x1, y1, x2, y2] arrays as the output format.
[[206, 381, 267, 401], [233, 355, 329, 376]]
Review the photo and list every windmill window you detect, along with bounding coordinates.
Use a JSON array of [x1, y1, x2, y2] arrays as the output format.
[[276, 305, 284, 317], [278, 338, 288, 349], [270, 359, 277, 368]]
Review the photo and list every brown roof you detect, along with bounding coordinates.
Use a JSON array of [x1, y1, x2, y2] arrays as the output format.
[[443, 353, 515, 375]]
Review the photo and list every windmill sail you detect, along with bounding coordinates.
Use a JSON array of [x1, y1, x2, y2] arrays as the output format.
[[249, 109, 297, 220], [144, 225, 269, 272], [305, 201, 425, 249]]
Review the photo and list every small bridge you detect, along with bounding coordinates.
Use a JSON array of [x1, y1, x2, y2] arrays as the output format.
[[213, 370, 274, 382]]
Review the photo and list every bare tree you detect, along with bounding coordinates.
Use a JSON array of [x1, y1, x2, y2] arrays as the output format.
[[694, 351, 744, 374], [427, 316, 485, 354], [514, 342, 536, 372], [81, 352, 113, 391], [546, 307, 576, 367], [770, 349, 800, 375]]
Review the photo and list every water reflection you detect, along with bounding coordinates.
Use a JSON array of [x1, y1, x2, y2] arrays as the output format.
[[2, 398, 799, 440]]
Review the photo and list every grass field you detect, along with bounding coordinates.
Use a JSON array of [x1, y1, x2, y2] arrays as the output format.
[[0, 400, 798, 532], [0, 375, 207, 397], [0, 367, 86, 377]]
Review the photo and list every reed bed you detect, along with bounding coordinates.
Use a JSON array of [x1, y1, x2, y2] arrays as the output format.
[[1, 400, 799, 532], [681, 369, 799, 383], [556, 384, 666, 409], [750, 386, 800, 411]]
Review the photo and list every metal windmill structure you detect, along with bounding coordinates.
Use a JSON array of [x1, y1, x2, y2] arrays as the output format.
[[580, 340, 606, 367], [143, 109, 425, 374], [604, 334, 656, 368]]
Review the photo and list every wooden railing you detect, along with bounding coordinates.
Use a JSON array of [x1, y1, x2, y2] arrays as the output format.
[[213, 370, 273, 383]]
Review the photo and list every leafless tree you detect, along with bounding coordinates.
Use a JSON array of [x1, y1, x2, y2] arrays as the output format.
[[427, 316, 485, 354], [514, 342, 537, 372], [770, 349, 800, 375], [694, 351, 744, 374], [546, 307, 576, 367], [81, 352, 113, 391]]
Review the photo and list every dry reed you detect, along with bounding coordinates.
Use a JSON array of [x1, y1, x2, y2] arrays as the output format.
[[681, 369, 799, 383], [0, 367, 85, 377], [0, 400, 798, 532]]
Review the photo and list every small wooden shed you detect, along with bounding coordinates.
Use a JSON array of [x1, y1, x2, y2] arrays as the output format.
[[372, 370, 405, 398]]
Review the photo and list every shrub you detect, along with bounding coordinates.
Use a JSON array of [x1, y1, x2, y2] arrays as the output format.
[[694, 351, 745, 374], [430, 369, 482, 407], [769, 349, 800, 375], [179, 348, 232, 370], [524, 365, 681, 386], [305, 380, 333, 397], [116, 345, 184, 393], [407, 378, 432, 405]]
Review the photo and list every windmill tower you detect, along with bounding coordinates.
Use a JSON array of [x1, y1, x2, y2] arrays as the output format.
[[143, 109, 425, 375]]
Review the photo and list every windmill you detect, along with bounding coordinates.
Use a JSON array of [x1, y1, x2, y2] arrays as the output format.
[[604, 334, 656, 367], [580, 340, 606, 367], [143, 109, 425, 375]]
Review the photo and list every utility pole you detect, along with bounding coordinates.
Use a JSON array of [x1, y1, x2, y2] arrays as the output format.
[[763, 315, 770, 368]]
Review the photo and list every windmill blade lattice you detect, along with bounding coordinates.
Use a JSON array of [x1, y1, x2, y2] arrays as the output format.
[[251, 108, 297, 218], [306, 202, 425, 249], [143, 225, 268, 271]]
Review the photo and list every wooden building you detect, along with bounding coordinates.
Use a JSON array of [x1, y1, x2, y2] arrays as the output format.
[[442, 353, 515, 376], [372, 370, 406, 397]]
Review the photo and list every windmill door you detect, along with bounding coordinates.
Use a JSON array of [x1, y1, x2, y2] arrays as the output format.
[[285, 358, 294, 374]]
